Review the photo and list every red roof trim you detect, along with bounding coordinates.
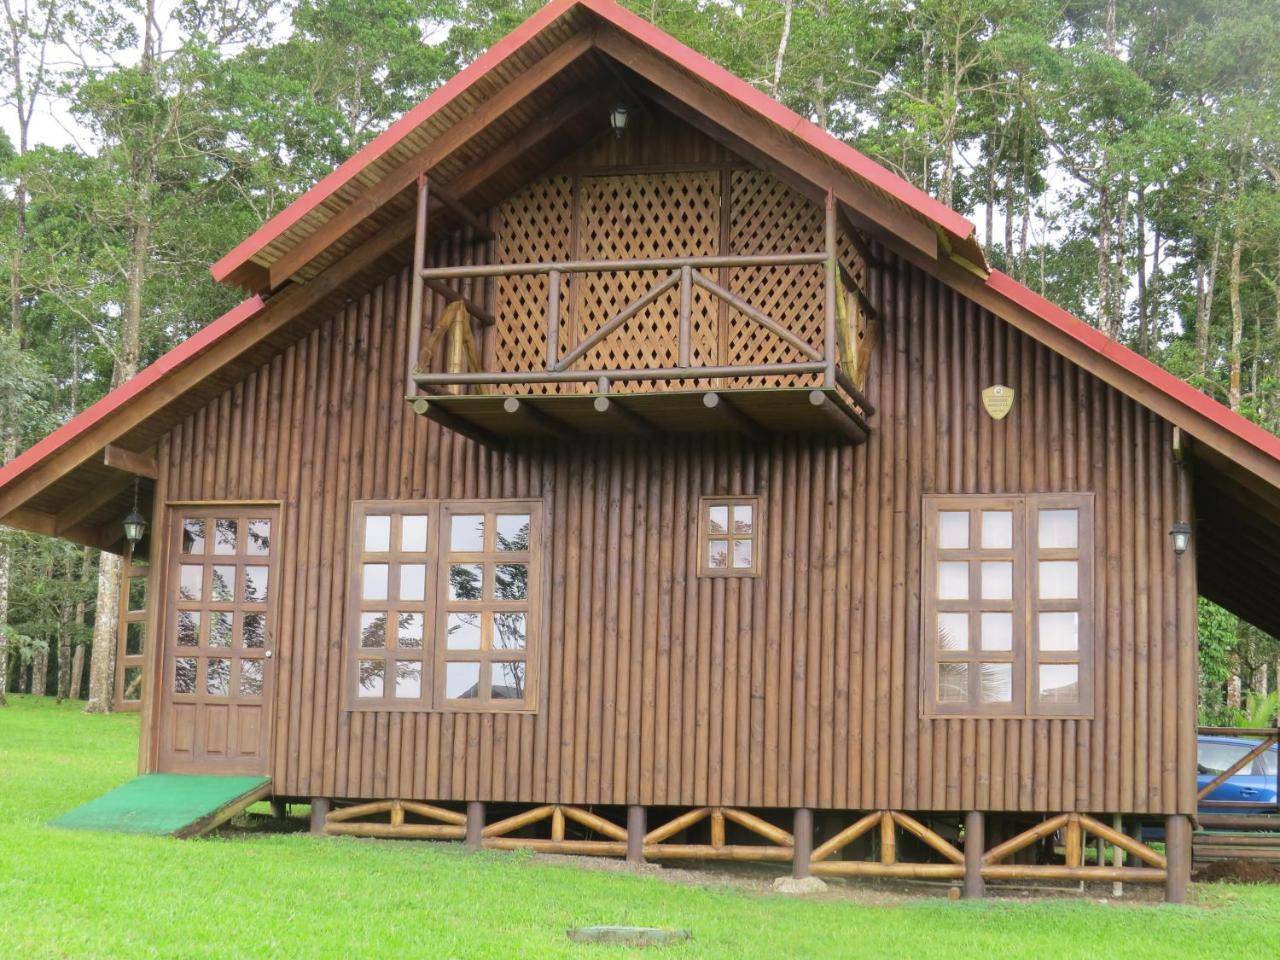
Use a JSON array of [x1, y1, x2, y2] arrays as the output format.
[[210, 0, 581, 284], [0, 295, 266, 493], [987, 270, 1280, 461], [210, 0, 976, 287]]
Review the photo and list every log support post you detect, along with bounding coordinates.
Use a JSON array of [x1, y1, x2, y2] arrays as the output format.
[[309, 797, 330, 836], [466, 801, 485, 850], [270, 798, 287, 820], [792, 807, 813, 879], [1164, 814, 1190, 904], [963, 811, 984, 899], [626, 805, 646, 864]]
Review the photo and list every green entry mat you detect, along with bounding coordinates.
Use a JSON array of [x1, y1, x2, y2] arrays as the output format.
[[50, 773, 271, 838]]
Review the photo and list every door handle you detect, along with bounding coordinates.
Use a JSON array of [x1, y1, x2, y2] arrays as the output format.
[[1240, 787, 1258, 797], [265, 650, 273, 659]]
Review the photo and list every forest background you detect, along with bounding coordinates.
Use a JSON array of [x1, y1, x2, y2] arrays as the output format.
[[0, 0, 1275, 723]]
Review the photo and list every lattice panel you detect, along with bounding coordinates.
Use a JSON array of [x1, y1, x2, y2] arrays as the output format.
[[727, 171, 828, 389], [493, 175, 574, 395], [571, 172, 721, 392]]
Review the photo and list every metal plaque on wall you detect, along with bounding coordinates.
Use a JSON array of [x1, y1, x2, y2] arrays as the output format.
[[981, 384, 1015, 420]]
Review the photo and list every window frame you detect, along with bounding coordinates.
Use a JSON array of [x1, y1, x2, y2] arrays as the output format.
[[697, 496, 762, 578], [920, 493, 1094, 719], [344, 498, 542, 714]]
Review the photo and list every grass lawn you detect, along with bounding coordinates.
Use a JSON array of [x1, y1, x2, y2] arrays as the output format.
[[2, 696, 1279, 959]]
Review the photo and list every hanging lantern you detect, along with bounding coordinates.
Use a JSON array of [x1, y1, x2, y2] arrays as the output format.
[[609, 103, 629, 139], [1169, 520, 1192, 557], [123, 477, 148, 546]]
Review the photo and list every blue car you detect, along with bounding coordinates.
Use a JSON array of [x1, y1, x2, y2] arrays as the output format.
[[1197, 734, 1279, 813]]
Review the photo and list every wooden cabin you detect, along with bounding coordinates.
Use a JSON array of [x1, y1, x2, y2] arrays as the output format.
[[7, 0, 1280, 900]]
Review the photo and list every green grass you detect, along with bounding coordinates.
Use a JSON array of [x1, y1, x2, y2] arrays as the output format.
[[2, 695, 1279, 959]]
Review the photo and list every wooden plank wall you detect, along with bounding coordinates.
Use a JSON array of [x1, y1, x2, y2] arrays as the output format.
[[155, 234, 1198, 815]]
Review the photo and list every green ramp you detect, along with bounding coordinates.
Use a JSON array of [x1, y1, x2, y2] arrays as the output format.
[[50, 773, 271, 838]]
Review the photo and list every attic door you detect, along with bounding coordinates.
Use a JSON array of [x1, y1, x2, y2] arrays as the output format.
[[571, 172, 721, 391]]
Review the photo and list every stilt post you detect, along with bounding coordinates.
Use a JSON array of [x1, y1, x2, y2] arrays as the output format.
[[270, 798, 287, 820], [963, 811, 984, 899], [1165, 814, 1190, 904], [627, 805, 646, 864], [466, 800, 485, 849], [792, 808, 813, 879], [309, 797, 330, 836]]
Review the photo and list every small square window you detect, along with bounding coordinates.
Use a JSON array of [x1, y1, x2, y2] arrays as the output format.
[[936, 613, 968, 651], [360, 612, 387, 649], [1039, 663, 1079, 703], [938, 663, 968, 703], [446, 661, 480, 700], [401, 515, 429, 552], [358, 660, 385, 698], [938, 511, 969, 549], [364, 515, 391, 553], [699, 497, 761, 577]]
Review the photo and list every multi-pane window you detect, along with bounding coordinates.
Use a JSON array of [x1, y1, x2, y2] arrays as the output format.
[[922, 494, 1093, 718], [698, 496, 761, 577], [346, 499, 541, 712]]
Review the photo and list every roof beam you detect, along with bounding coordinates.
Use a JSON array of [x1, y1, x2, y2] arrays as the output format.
[[596, 29, 938, 261], [429, 183, 492, 240], [501, 397, 579, 444], [0, 214, 417, 523], [103, 444, 158, 479], [266, 30, 596, 290], [592, 395, 656, 438], [410, 397, 503, 449], [701, 391, 766, 443], [55, 472, 136, 535]]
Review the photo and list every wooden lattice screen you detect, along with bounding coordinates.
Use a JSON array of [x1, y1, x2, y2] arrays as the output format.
[[486, 167, 864, 395]]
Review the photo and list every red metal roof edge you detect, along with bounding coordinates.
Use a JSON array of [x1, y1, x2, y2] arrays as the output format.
[[210, 0, 582, 285], [210, 0, 978, 289], [986, 269, 1280, 462], [0, 295, 266, 494]]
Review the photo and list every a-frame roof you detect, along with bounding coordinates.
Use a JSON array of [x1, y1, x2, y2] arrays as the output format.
[[1, 0, 1278, 631]]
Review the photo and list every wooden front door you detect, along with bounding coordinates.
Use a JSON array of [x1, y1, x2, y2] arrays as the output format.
[[158, 504, 280, 774]]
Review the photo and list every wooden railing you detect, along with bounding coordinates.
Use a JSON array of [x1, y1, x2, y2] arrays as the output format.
[[404, 174, 874, 416], [1196, 726, 1280, 810]]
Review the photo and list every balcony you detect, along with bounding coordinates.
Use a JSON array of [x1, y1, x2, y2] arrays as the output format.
[[404, 179, 876, 447]]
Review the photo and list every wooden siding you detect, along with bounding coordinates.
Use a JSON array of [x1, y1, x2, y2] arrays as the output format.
[[150, 226, 1198, 813]]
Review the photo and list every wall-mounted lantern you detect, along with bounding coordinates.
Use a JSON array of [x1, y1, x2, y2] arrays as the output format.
[[609, 103, 629, 139], [1169, 520, 1192, 557], [123, 476, 148, 546]]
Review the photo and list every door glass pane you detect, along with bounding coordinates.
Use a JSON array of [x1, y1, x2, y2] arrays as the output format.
[[246, 520, 271, 556], [206, 658, 230, 696], [1039, 561, 1078, 600], [707, 505, 728, 535], [979, 612, 1013, 651], [126, 621, 145, 656], [494, 613, 527, 650], [174, 658, 197, 693], [179, 565, 203, 601], [981, 511, 1013, 549], [1038, 611, 1079, 651], [450, 514, 485, 552], [1039, 663, 1080, 704], [209, 612, 232, 648], [128, 577, 147, 612], [938, 511, 969, 549], [243, 566, 269, 604], [732, 504, 753, 534], [122, 666, 143, 701], [239, 659, 264, 696], [494, 563, 528, 601], [210, 565, 235, 602], [364, 515, 391, 552], [492, 662, 525, 700], [937, 662, 968, 703], [1039, 509, 1078, 549], [177, 612, 200, 646], [182, 519, 206, 554], [980, 663, 1012, 703], [394, 661, 422, 699], [981, 561, 1012, 600], [449, 564, 483, 601], [401, 515, 429, 552], [357, 660, 384, 698], [936, 612, 968, 651], [732, 539, 754, 569], [359, 612, 387, 649], [242, 613, 266, 648], [399, 564, 427, 602], [446, 612, 481, 650], [495, 514, 530, 551], [446, 661, 480, 700], [213, 519, 238, 555], [937, 561, 969, 600], [707, 540, 729, 569], [397, 612, 423, 649], [362, 564, 388, 601]]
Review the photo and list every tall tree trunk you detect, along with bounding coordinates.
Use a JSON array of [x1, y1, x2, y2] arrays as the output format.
[[1097, 185, 1115, 335], [70, 642, 85, 700], [84, 551, 119, 713], [1197, 222, 1223, 381], [1228, 228, 1243, 411], [31, 643, 46, 695], [1136, 187, 1149, 355], [770, 0, 793, 95]]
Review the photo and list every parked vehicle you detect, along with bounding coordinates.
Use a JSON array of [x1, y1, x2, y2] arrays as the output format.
[[1197, 735, 1279, 813]]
